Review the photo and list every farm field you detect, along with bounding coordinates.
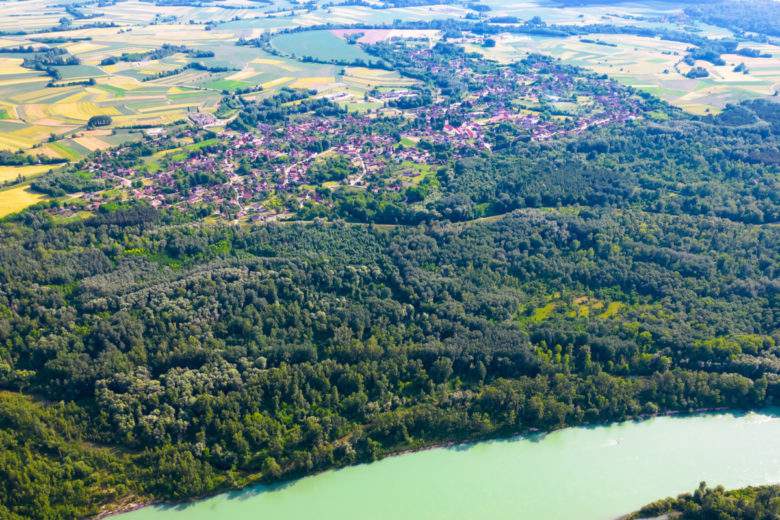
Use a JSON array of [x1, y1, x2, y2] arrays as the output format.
[[294, 4, 469, 26], [0, 164, 56, 183], [270, 30, 374, 62], [0, 183, 45, 217], [472, 33, 780, 114], [480, 0, 734, 38]]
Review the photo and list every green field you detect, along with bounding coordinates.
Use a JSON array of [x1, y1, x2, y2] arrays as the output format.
[[270, 30, 373, 62]]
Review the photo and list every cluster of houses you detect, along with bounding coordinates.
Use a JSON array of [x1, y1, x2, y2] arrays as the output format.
[[76, 43, 643, 221], [396, 46, 642, 146]]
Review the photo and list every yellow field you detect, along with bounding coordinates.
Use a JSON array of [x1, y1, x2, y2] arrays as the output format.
[[101, 62, 140, 75], [17, 104, 48, 121], [251, 58, 300, 72], [0, 38, 28, 47], [38, 143, 75, 160], [99, 75, 142, 90], [0, 101, 16, 119], [137, 102, 198, 113], [0, 58, 34, 75], [112, 110, 186, 126], [73, 136, 111, 151], [56, 91, 91, 105], [48, 102, 121, 122], [344, 70, 414, 88], [290, 76, 335, 89], [113, 94, 167, 103], [0, 165, 54, 183], [0, 124, 60, 150], [252, 58, 285, 66], [0, 76, 46, 88], [262, 76, 294, 89], [144, 70, 209, 87], [0, 184, 46, 218], [63, 42, 108, 54], [226, 68, 259, 81]]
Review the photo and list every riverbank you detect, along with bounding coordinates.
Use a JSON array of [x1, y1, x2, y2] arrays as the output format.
[[103, 407, 774, 520]]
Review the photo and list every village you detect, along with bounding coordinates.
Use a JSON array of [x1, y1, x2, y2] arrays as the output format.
[[74, 41, 645, 221]]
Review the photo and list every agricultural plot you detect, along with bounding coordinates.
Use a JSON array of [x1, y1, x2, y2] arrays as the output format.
[[475, 34, 780, 114], [210, 51, 339, 92], [339, 65, 416, 106], [294, 4, 468, 27], [0, 0, 66, 33], [214, 15, 307, 39], [0, 122, 70, 153], [0, 184, 46, 218], [0, 23, 234, 155], [480, 0, 733, 39], [270, 30, 373, 62], [42, 141, 86, 161], [0, 164, 55, 183]]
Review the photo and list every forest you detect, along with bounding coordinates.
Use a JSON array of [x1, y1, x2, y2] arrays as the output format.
[[628, 482, 780, 519], [684, 0, 780, 38], [0, 194, 777, 516]]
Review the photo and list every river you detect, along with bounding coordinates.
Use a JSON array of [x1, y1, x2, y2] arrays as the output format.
[[118, 409, 780, 520]]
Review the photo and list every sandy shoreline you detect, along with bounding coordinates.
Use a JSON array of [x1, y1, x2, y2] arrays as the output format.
[[95, 500, 154, 519]]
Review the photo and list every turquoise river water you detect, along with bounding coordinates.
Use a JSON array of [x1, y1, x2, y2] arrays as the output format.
[[119, 409, 780, 520]]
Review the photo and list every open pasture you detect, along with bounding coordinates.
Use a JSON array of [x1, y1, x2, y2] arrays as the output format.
[[270, 30, 373, 62]]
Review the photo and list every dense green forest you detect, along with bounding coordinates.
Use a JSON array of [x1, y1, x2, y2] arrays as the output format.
[[628, 482, 780, 519], [0, 196, 778, 516]]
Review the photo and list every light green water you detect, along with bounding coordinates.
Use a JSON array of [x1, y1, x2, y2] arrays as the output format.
[[120, 410, 780, 520]]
